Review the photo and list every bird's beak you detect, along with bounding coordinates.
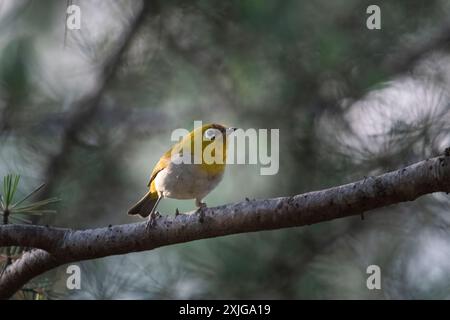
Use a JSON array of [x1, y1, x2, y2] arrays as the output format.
[[226, 127, 238, 135]]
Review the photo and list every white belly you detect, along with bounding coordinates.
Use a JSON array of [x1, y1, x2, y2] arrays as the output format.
[[154, 162, 224, 200]]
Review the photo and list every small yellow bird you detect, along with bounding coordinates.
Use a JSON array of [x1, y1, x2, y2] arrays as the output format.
[[128, 123, 236, 224]]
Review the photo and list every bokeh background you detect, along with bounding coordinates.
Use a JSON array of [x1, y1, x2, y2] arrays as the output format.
[[2, 0, 450, 299]]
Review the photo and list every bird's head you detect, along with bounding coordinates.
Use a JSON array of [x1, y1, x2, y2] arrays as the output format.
[[175, 123, 237, 166]]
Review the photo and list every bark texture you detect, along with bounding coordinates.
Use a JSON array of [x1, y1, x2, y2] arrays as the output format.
[[1, 155, 450, 298]]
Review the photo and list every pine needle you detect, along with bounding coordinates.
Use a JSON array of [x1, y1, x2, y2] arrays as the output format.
[[0, 174, 60, 220]]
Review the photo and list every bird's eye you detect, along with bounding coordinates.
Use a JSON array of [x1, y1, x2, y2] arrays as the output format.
[[204, 128, 220, 140]]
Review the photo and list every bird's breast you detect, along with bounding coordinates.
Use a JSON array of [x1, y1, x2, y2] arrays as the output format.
[[154, 161, 224, 200]]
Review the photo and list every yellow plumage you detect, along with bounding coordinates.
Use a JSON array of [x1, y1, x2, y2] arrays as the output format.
[[128, 123, 235, 218]]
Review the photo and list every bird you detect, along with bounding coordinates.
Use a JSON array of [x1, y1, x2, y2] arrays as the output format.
[[128, 123, 237, 227]]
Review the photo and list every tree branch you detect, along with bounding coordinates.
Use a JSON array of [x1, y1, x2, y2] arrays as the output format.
[[1, 154, 450, 298]]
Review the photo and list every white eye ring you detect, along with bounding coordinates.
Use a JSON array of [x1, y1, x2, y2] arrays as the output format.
[[204, 128, 220, 140]]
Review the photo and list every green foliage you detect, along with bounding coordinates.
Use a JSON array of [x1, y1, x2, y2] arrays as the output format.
[[0, 174, 59, 223], [0, 174, 60, 300]]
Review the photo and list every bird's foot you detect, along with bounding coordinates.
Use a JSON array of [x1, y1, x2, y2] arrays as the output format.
[[195, 204, 207, 223], [145, 211, 160, 231], [195, 198, 207, 208]]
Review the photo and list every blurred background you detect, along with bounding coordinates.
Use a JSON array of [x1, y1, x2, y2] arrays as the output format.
[[1, 0, 450, 299]]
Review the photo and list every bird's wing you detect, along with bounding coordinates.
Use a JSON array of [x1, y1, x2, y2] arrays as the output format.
[[147, 135, 188, 187], [146, 147, 177, 187], [147, 158, 168, 187]]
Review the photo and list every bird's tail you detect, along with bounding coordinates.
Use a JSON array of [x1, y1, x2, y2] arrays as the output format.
[[128, 191, 160, 218]]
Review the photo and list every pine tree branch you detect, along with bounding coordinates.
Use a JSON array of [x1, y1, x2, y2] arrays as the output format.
[[1, 154, 450, 298]]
